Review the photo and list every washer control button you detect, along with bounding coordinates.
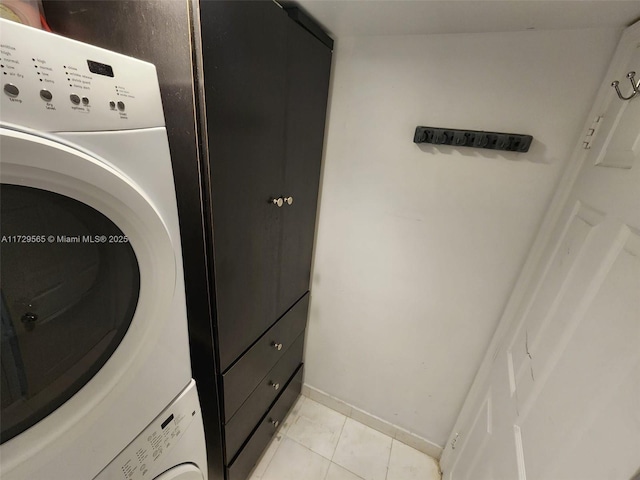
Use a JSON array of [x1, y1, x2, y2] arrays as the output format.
[[81, 96, 89, 106], [69, 94, 81, 105], [40, 89, 53, 101], [3, 83, 19, 98], [109, 101, 116, 110], [117, 101, 125, 111]]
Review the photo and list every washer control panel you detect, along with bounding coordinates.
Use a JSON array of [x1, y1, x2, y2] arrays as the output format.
[[0, 19, 165, 131], [96, 384, 200, 480]]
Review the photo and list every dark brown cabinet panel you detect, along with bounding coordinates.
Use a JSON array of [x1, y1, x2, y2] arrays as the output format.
[[222, 293, 309, 422], [201, 6, 332, 476], [227, 367, 303, 480], [224, 334, 304, 460], [197, 5, 332, 476], [200, 1, 289, 372], [277, 21, 333, 316]]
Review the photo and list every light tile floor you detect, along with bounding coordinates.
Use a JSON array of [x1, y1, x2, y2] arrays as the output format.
[[249, 396, 441, 480]]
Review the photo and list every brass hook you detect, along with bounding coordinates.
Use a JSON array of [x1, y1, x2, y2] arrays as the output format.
[[611, 71, 640, 101]]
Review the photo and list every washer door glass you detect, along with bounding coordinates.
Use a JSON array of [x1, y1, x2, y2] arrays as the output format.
[[0, 184, 140, 443]]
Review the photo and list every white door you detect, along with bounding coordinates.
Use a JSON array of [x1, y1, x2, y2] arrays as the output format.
[[441, 20, 640, 480]]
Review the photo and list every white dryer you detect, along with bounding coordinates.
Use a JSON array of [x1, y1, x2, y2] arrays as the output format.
[[94, 380, 207, 480], [0, 19, 205, 480]]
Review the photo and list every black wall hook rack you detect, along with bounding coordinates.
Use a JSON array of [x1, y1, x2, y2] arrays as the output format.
[[414, 126, 533, 153]]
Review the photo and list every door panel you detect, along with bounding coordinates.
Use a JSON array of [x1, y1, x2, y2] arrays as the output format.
[[449, 391, 492, 479], [200, 1, 288, 371], [444, 20, 640, 480], [278, 20, 332, 315], [519, 228, 640, 480], [592, 43, 640, 169], [507, 201, 603, 404]]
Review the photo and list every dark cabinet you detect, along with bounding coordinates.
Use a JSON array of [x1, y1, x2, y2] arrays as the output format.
[[199, 2, 333, 479]]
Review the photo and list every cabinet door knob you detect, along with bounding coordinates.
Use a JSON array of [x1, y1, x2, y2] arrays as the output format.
[[284, 196, 293, 205], [271, 197, 284, 207], [269, 381, 280, 391], [271, 342, 283, 351], [21, 312, 38, 332], [270, 419, 280, 428]]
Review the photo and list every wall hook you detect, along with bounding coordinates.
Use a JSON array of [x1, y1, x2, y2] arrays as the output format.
[[611, 71, 640, 101]]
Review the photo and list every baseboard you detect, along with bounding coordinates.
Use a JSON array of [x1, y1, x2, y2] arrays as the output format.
[[301, 384, 444, 460]]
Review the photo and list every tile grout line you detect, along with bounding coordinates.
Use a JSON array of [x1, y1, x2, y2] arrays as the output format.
[[254, 432, 283, 479], [322, 463, 330, 480], [328, 416, 368, 480], [257, 395, 306, 479], [285, 398, 347, 463], [330, 413, 349, 462], [329, 460, 367, 480], [325, 415, 357, 480], [333, 416, 391, 480], [324, 405, 349, 480], [286, 432, 331, 459], [281, 433, 337, 480], [384, 438, 395, 480]]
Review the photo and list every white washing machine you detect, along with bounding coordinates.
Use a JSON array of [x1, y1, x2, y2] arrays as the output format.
[[0, 19, 206, 480], [94, 379, 207, 480]]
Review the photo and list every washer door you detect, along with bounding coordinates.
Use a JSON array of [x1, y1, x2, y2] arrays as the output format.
[[0, 128, 177, 466], [1, 184, 141, 442], [154, 464, 204, 480]]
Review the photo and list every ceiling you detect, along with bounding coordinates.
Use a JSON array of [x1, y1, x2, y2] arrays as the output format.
[[279, 1, 640, 38]]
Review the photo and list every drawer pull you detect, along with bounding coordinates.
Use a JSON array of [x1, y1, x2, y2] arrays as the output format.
[[284, 196, 293, 205], [270, 419, 280, 428], [269, 381, 280, 391], [271, 197, 284, 207], [272, 342, 283, 351]]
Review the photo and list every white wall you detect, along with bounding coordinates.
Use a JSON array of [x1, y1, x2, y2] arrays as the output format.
[[305, 27, 620, 449]]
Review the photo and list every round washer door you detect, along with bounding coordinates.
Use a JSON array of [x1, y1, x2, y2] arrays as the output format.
[[0, 127, 180, 478], [154, 464, 204, 480]]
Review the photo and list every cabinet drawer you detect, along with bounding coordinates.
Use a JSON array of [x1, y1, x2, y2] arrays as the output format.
[[225, 332, 304, 460], [223, 293, 308, 421], [227, 366, 303, 480]]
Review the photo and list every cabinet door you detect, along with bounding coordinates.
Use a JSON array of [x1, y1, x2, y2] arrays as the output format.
[[200, 1, 288, 371], [277, 21, 332, 315]]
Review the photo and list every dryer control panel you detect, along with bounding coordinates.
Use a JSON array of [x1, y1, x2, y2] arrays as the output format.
[[0, 19, 165, 131], [95, 383, 200, 480]]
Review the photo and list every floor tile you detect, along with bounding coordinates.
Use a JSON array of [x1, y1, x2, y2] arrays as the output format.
[[286, 398, 347, 459], [325, 462, 364, 480], [280, 394, 306, 435], [261, 437, 331, 480], [332, 418, 392, 480], [248, 431, 285, 479], [387, 439, 441, 480]]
